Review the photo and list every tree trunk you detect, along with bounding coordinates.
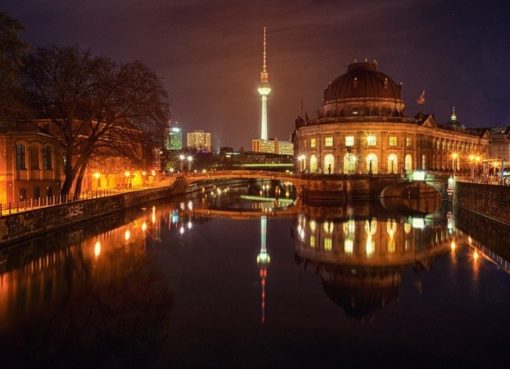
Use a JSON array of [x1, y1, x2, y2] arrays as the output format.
[[61, 147, 76, 196], [73, 161, 88, 200]]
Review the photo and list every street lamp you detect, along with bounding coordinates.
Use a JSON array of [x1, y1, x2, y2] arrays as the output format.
[[451, 152, 459, 173], [179, 154, 185, 171], [298, 154, 306, 173], [187, 155, 193, 171]]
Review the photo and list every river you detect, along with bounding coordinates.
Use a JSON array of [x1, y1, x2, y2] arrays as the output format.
[[0, 182, 509, 368]]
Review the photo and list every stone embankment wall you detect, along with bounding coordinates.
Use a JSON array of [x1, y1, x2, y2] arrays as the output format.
[[0, 178, 187, 246], [455, 182, 510, 225]]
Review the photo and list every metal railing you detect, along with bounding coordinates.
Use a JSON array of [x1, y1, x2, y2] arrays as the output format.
[[0, 177, 177, 217]]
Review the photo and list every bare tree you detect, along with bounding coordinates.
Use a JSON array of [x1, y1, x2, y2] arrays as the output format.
[[22, 46, 169, 197], [0, 11, 29, 121]]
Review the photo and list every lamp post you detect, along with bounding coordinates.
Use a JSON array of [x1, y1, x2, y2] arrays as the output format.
[[298, 154, 306, 173], [179, 154, 185, 172], [187, 155, 193, 171], [451, 152, 459, 174]]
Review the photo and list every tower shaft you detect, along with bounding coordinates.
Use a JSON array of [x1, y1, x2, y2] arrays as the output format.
[[257, 27, 271, 140]]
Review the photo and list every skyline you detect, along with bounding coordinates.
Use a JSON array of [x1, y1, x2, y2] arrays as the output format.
[[4, 0, 510, 149]]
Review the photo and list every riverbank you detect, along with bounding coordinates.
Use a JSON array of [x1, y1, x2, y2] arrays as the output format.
[[0, 179, 187, 246]]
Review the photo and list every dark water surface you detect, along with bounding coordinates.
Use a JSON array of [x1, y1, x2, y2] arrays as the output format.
[[1, 186, 510, 369]]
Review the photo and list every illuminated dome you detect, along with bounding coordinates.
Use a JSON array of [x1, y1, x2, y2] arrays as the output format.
[[321, 61, 405, 118]]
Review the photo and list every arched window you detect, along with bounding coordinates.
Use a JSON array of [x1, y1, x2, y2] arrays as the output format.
[[309, 155, 318, 173], [30, 146, 39, 170], [343, 153, 356, 174], [405, 154, 413, 172], [366, 154, 378, 174], [387, 154, 398, 174], [324, 154, 335, 174], [43, 146, 52, 170], [16, 144, 26, 170]]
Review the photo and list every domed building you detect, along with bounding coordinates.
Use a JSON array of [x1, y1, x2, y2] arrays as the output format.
[[293, 61, 488, 175]]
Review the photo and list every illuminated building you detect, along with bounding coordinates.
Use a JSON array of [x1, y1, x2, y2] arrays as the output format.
[[257, 27, 271, 140], [257, 215, 270, 324], [293, 61, 488, 174], [252, 138, 294, 156], [165, 122, 183, 151], [0, 121, 63, 204], [187, 130, 212, 152]]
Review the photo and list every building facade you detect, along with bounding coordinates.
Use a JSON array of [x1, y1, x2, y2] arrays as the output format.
[[187, 130, 212, 152], [0, 122, 63, 204], [165, 123, 183, 151], [252, 138, 294, 155], [293, 61, 488, 175]]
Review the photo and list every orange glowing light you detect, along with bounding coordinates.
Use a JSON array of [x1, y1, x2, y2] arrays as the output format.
[[124, 229, 131, 241], [473, 250, 479, 261], [94, 241, 101, 258], [450, 241, 456, 251], [141, 222, 147, 232]]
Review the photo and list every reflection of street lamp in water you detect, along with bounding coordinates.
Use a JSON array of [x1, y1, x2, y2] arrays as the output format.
[[187, 155, 193, 171]]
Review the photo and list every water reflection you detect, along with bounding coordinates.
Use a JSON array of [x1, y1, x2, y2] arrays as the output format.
[[293, 204, 462, 319], [0, 205, 178, 368]]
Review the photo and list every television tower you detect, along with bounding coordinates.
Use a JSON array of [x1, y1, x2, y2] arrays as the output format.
[[257, 27, 271, 140]]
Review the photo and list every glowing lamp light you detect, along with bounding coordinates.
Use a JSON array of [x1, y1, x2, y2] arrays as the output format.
[[124, 171, 131, 177], [450, 240, 456, 251], [179, 154, 185, 160], [142, 171, 147, 176], [93, 172, 100, 179], [187, 220, 192, 230], [124, 229, 131, 241], [151, 170, 156, 176], [451, 152, 459, 159], [473, 250, 480, 261], [141, 222, 147, 232], [412, 170, 426, 181], [187, 155, 193, 162], [179, 226, 185, 235], [94, 241, 101, 258]]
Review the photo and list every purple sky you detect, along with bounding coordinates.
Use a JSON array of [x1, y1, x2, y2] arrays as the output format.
[[4, 0, 510, 149]]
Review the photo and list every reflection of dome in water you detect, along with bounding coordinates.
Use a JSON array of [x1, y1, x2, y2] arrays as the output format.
[[320, 266, 401, 319]]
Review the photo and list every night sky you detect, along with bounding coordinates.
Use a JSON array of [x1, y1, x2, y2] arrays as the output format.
[[3, 0, 510, 149]]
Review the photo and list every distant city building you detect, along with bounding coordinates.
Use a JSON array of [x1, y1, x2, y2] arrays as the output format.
[[252, 138, 294, 156], [165, 122, 183, 151], [187, 130, 212, 152]]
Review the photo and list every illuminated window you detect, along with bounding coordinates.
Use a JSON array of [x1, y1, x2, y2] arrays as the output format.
[[367, 135, 376, 146], [389, 136, 397, 146], [345, 136, 354, 147], [324, 136, 333, 147], [406, 137, 412, 147], [310, 138, 317, 148], [324, 237, 332, 251], [344, 239, 354, 254], [310, 235, 316, 248]]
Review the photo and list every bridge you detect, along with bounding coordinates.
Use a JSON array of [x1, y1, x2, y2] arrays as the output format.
[[176, 170, 452, 200]]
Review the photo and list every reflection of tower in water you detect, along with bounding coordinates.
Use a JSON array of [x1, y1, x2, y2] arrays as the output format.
[[257, 216, 270, 324]]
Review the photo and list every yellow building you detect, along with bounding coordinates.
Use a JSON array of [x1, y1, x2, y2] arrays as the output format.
[[252, 138, 294, 155], [187, 130, 212, 152], [0, 122, 63, 204], [293, 61, 488, 174]]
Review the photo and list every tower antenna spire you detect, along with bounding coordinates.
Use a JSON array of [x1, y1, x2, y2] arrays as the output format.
[[260, 27, 269, 83]]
